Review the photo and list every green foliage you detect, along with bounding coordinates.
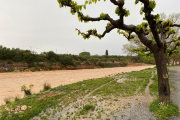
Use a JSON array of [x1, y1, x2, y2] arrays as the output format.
[[148, 0, 156, 10], [43, 82, 51, 91], [124, 9, 130, 17], [115, 7, 121, 16], [79, 51, 91, 57], [106, 22, 112, 28], [135, 22, 149, 32], [117, 29, 135, 39], [149, 99, 179, 120], [21, 84, 34, 96], [135, 0, 139, 4], [59, 56, 74, 66], [105, 50, 108, 56], [50, 57, 57, 63], [140, 7, 144, 15], [162, 19, 173, 27], [89, 58, 99, 65], [100, 13, 107, 20], [79, 105, 95, 115]]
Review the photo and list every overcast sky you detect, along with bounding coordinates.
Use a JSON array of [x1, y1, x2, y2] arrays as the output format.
[[0, 0, 180, 55]]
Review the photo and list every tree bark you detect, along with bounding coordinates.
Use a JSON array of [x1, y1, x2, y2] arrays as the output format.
[[154, 49, 170, 104], [165, 58, 169, 65]]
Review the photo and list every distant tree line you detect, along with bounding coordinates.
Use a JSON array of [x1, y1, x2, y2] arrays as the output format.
[[0, 45, 155, 67]]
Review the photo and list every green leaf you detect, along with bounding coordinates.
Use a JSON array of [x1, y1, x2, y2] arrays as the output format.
[[100, 13, 107, 20]]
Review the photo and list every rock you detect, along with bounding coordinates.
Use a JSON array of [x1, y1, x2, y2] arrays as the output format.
[[117, 78, 125, 83], [17, 106, 20, 108], [14, 108, 20, 112], [93, 96, 96, 99], [14, 112, 19, 114], [21, 105, 27, 111], [5, 106, 9, 111]]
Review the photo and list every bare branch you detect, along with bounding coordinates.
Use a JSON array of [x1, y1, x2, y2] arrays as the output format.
[[165, 34, 171, 39], [171, 24, 180, 27], [110, 0, 124, 7]]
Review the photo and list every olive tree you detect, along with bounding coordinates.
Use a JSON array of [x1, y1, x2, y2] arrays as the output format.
[[57, 0, 180, 104]]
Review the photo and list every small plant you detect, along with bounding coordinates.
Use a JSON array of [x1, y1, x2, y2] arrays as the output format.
[[43, 82, 51, 91], [4, 97, 12, 104], [14, 96, 21, 102], [21, 84, 34, 96], [121, 114, 125, 119], [79, 104, 95, 115]]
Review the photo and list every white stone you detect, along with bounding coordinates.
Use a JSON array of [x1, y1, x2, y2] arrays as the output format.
[[21, 105, 27, 111]]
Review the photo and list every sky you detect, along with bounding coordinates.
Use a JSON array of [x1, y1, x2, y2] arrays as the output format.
[[0, 0, 180, 55]]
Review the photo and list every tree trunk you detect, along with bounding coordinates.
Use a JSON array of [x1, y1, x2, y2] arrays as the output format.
[[165, 58, 169, 65], [154, 49, 170, 104]]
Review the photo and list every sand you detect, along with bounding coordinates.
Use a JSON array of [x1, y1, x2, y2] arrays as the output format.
[[0, 65, 155, 105]]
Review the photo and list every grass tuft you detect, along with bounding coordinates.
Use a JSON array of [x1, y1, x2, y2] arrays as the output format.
[[4, 97, 12, 104], [43, 82, 51, 91], [149, 99, 179, 120]]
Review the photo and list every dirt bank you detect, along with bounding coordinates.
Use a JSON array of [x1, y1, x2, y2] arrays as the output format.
[[0, 65, 155, 105]]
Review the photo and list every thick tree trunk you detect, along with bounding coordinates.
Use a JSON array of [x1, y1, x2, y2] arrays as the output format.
[[165, 58, 169, 65], [154, 49, 170, 104]]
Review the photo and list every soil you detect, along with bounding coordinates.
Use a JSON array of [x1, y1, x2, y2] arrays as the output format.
[[0, 65, 155, 105]]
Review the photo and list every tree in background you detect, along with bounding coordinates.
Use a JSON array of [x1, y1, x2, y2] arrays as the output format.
[[79, 51, 91, 57], [105, 50, 108, 56], [57, 0, 180, 104]]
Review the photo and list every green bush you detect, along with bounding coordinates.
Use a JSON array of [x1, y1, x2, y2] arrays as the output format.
[[60, 57, 74, 66], [79, 52, 90, 57], [43, 82, 51, 91], [21, 84, 34, 96]]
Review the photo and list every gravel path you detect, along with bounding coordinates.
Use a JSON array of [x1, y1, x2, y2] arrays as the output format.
[[169, 66, 180, 120], [0, 65, 155, 105]]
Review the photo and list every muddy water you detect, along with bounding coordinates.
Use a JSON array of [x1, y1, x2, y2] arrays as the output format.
[[0, 65, 155, 105]]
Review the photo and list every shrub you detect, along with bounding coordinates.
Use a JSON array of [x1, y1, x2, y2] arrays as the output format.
[[120, 60, 128, 67], [21, 84, 34, 96], [4, 97, 12, 104], [14, 96, 21, 102], [79, 52, 90, 57], [79, 105, 95, 115], [43, 82, 51, 91], [60, 57, 74, 66], [50, 57, 57, 63]]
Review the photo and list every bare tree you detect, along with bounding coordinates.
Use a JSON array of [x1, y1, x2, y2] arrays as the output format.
[[57, 0, 180, 104]]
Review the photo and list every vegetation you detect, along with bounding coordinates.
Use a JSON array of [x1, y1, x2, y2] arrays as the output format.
[[21, 84, 34, 96], [149, 69, 179, 120], [43, 82, 51, 91], [105, 50, 108, 56], [0, 67, 179, 120], [79, 51, 90, 57], [0, 45, 155, 72], [92, 68, 155, 97], [57, 0, 180, 104], [149, 99, 179, 120]]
